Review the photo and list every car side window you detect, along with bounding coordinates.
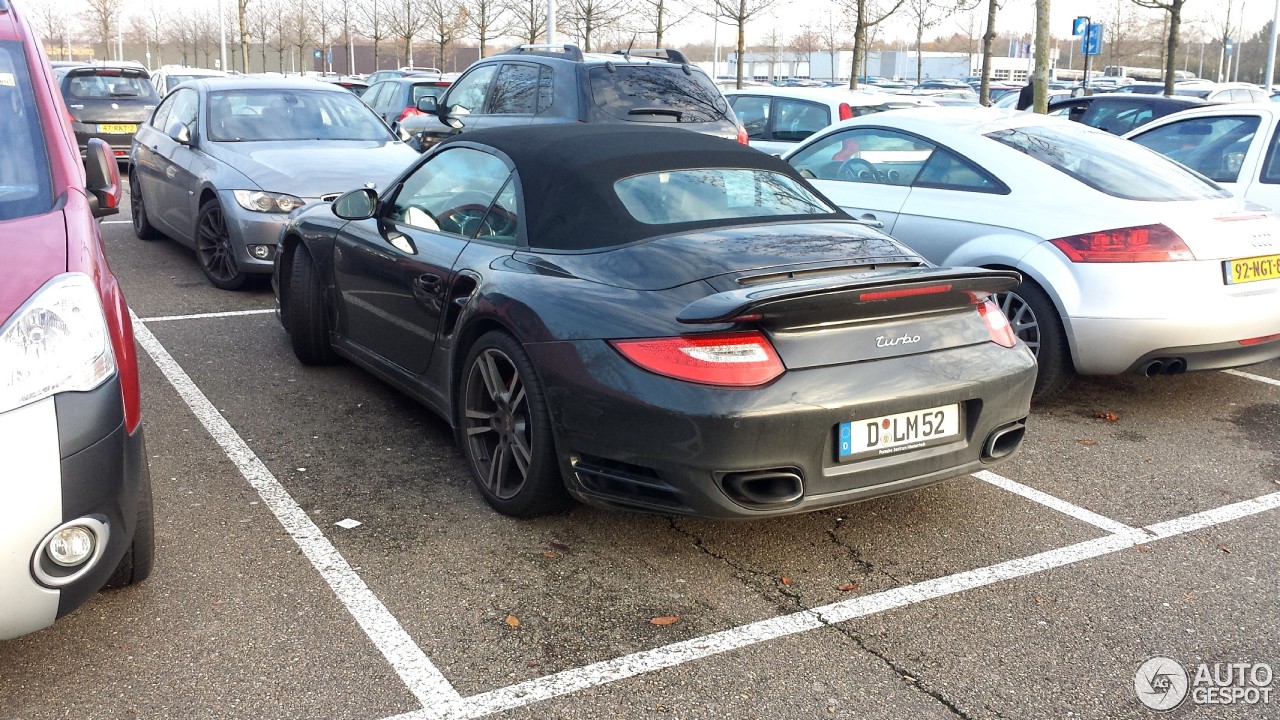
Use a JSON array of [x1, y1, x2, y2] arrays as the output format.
[[446, 64, 498, 114], [788, 128, 933, 186], [1130, 115, 1260, 182], [913, 148, 1003, 193], [389, 147, 512, 237], [536, 66, 554, 113], [150, 91, 178, 130], [489, 63, 540, 115], [1259, 125, 1280, 184], [728, 95, 770, 140], [363, 82, 391, 111], [772, 99, 829, 142], [474, 178, 519, 245], [168, 88, 198, 135]]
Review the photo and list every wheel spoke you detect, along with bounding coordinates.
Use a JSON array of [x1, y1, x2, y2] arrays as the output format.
[[508, 377, 525, 412], [488, 441, 510, 493], [478, 352, 505, 402], [510, 433, 531, 477]]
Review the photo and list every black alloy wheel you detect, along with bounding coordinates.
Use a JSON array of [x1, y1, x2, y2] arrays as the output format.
[[129, 170, 162, 240], [459, 331, 569, 517], [284, 245, 338, 365], [996, 279, 1072, 401], [195, 199, 249, 290]]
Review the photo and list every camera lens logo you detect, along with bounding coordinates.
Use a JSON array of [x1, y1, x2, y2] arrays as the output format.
[[1136, 657, 1189, 711]]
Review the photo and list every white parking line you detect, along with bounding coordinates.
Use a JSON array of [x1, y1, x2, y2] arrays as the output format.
[[101, 220, 132, 224], [972, 470, 1137, 535], [140, 308, 276, 323], [1223, 368, 1280, 387], [378, 488, 1279, 720], [130, 313, 463, 710]]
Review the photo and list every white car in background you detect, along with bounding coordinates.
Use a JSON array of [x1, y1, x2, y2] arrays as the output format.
[[1125, 103, 1280, 212], [724, 86, 935, 155], [149, 65, 227, 97], [784, 107, 1280, 399]]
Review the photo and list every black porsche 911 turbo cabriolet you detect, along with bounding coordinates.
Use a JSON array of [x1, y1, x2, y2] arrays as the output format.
[[273, 124, 1037, 519]]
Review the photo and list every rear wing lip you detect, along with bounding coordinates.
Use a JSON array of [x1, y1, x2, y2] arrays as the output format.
[[677, 267, 1023, 325]]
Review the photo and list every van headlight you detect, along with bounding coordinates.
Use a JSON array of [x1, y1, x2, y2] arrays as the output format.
[[0, 273, 116, 414]]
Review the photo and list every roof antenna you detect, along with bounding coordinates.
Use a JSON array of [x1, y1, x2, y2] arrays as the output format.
[[623, 35, 636, 61]]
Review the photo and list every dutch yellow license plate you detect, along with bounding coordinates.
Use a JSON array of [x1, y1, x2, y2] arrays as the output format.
[[1224, 254, 1280, 284], [98, 123, 137, 134]]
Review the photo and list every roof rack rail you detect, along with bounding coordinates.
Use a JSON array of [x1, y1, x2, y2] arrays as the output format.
[[503, 44, 584, 61], [611, 48, 689, 65]]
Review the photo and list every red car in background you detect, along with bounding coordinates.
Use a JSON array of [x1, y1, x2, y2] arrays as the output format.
[[0, 0, 154, 640]]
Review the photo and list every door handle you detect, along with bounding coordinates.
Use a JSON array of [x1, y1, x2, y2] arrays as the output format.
[[856, 213, 884, 229]]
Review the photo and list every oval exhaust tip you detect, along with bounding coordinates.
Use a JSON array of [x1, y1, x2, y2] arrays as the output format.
[[983, 422, 1026, 462]]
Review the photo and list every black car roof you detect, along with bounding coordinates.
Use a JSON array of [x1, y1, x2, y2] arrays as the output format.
[[1049, 94, 1203, 108], [437, 124, 847, 251]]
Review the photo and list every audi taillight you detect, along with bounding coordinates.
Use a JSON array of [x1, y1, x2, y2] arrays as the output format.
[[398, 106, 422, 122], [976, 298, 1018, 348], [1050, 224, 1193, 263], [838, 102, 853, 121], [737, 123, 749, 145], [611, 331, 784, 387]]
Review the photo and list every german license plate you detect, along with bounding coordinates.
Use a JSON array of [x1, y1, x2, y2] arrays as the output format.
[[838, 403, 961, 461], [98, 123, 137, 134], [1224, 254, 1280, 284]]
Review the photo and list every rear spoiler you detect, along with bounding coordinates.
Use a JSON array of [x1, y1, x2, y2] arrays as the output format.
[[677, 267, 1022, 325]]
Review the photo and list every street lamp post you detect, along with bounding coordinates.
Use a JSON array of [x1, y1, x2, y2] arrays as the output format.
[[218, 0, 228, 71]]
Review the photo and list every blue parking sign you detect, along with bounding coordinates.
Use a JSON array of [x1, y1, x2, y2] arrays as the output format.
[[1073, 17, 1088, 36], [1083, 23, 1103, 56], [313, 48, 321, 60]]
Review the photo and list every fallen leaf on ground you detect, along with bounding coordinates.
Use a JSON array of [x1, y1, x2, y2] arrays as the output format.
[[649, 615, 680, 626], [1034, 596, 1046, 605], [1077, 439, 1098, 446], [1092, 411, 1120, 422], [781, 576, 793, 586], [1135, 544, 1152, 553], [541, 552, 558, 559], [838, 583, 860, 592], [504, 615, 520, 628], [1184, 592, 1197, 601], [1217, 544, 1232, 554]]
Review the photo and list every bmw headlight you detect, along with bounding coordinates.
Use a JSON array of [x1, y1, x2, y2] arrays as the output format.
[[233, 189, 306, 213], [0, 273, 116, 415]]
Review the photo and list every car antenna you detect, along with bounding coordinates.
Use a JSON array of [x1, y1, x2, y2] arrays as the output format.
[[623, 35, 636, 61]]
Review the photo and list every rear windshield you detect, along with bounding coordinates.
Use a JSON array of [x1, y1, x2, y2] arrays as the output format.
[[615, 168, 834, 224], [985, 124, 1230, 201], [65, 70, 155, 99], [0, 40, 54, 222], [207, 89, 393, 141], [588, 66, 728, 123]]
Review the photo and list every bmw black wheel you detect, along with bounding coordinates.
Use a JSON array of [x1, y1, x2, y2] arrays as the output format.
[[459, 331, 569, 517], [129, 170, 162, 240], [195, 199, 249, 290], [996, 279, 1073, 401]]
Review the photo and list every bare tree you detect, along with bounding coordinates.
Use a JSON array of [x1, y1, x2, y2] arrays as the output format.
[[466, 0, 511, 58], [843, 0, 904, 88], [815, 11, 847, 82], [236, 0, 252, 72], [631, 0, 693, 47], [82, 0, 123, 60], [248, 0, 274, 71], [388, 0, 429, 66], [31, 0, 78, 61], [424, 0, 466, 68], [703, 0, 777, 89], [790, 26, 821, 74], [290, 0, 314, 72], [903, 0, 977, 83], [1132, 0, 1189, 93], [504, 0, 545, 44], [978, 0, 997, 104], [355, 0, 392, 70], [270, 3, 295, 71], [564, 0, 628, 53]]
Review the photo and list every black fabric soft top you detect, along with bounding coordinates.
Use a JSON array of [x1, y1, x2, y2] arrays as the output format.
[[435, 124, 849, 251]]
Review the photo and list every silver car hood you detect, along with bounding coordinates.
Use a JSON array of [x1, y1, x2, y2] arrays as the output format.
[[209, 141, 419, 198]]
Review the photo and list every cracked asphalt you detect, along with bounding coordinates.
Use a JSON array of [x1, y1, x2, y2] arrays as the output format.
[[1, 191, 1277, 720]]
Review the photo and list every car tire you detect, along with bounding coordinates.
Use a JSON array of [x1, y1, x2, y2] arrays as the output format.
[[105, 448, 154, 589], [285, 245, 339, 366], [129, 170, 163, 240], [459, 331, 571, 517], [997, 279, 1073, 401], [195, 199, 250, 291]]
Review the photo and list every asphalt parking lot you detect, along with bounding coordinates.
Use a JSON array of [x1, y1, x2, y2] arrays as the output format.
[[2, 190, 1277, 720]]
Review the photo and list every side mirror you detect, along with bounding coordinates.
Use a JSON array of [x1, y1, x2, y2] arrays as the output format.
[[416, 96, 438, 113], [166, 120, 191, 145], [332, 187, 378, 220], [441, 104, 468, 129], [84, 138, 120, 218]]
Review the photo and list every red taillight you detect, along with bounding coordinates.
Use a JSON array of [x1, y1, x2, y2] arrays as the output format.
[[838, 102, 853, 121], [1050, 224, 1194, 263], [1240, 333, 1280, 346], [859, 284, 953, 302], [611, 331, 784, 387], [398, 106, 422, 122], [737, 123, 749, 145], [977, 298, 1018, 348]]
